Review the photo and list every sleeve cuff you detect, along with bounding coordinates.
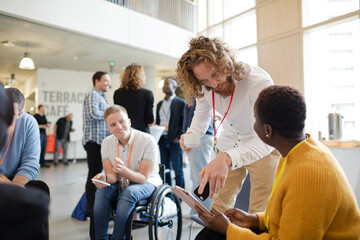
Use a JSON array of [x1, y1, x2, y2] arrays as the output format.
[[255, 212, 267, 231], [227, 223, 258, 240], [225, 149, 242, 169]]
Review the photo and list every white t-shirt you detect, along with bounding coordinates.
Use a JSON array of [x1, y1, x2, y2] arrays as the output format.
[[101, 128, 162, 187], [188, 62, 274, 169]]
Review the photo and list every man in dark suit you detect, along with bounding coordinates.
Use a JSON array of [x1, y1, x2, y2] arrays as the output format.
[[156, 78, 186, 188]]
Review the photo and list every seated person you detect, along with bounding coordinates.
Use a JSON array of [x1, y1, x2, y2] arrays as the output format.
[[0, 84, 50, 240], [195, 85, 360, 239], [1, 87, 49, 194], [92, 105, 162, 240]]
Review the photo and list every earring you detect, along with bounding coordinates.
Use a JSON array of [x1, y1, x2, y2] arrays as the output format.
[[265, 132, 270, 138]]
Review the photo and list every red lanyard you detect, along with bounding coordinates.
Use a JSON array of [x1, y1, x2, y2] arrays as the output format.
[[212, 85, 236, 141], [0, 121, 16, 166], [116, 137, 135, 168]]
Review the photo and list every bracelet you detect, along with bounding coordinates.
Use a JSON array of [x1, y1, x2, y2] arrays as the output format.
[[104, 174, 108, 183]]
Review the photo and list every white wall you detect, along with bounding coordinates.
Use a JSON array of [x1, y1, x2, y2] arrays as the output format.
[[0, 0, 194, 58], [20, 72, 38, 114], [330, 148, 360, 207], [37, 68, 118, 160]]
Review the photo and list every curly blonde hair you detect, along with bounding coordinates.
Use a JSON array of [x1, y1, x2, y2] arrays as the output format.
[[120, 63, 145, 91], [176, 36, 244, 105]]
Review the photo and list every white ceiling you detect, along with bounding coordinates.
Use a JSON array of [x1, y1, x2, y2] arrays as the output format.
[[0, 13, 179, 85]]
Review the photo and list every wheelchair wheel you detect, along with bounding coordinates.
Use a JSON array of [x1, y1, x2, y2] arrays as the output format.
[[148, 186, 182, 240]]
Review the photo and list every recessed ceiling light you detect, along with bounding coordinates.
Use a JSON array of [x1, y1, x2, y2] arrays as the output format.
[[1, 40, 15, 47]]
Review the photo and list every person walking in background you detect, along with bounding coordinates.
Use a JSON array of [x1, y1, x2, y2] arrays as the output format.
[[34, 105, 50, 168], [183, 97, 214, 213], [83, 71, 111, 239], [156, 77, 186, 188], [113, 63, 154, 133], [177, 36, 280, 213], [53, 113, 75, 166]]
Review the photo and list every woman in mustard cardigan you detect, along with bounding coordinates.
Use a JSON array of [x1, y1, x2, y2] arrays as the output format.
[[195, 85, 360, 240]]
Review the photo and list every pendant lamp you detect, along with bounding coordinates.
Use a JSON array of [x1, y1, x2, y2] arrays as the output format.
[[19, 52, 35, 70]]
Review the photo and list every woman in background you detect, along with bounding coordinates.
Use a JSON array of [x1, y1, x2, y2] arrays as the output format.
[[113, 63, 154, 133], [195, 85, 360, 240]]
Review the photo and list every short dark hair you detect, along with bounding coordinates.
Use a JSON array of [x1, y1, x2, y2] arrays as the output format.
[[255, 85, 306, 138], [6, 87, 25, 112], [38, 105, 44, 110], [0, 83, 14, 147], [92, 71, 108, 86]]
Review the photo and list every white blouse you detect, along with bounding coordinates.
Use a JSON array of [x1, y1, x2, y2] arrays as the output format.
[[188, 63, 274, 169]]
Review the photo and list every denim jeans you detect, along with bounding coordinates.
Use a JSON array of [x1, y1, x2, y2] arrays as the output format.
[[187, 134, 214, 213], [39, 133, 47, 166], [158, 136, 184, 188], [93, 182, 155, 240]]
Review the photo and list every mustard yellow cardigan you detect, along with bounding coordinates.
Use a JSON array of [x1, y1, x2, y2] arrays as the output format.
[[227, 136, 360, 239]]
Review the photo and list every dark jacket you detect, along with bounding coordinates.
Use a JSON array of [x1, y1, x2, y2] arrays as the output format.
[[0, 184, 49, 240], [182, 98, 214, 136], [156, 96, 186, 144], [113, 88, 154, 133], [55, 117, 73, 141]]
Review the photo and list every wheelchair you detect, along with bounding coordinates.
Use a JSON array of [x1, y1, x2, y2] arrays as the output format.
[[110, 164, 183, 240]]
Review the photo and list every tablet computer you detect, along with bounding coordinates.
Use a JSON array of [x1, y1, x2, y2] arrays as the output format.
[[171, 186, 211, 215]]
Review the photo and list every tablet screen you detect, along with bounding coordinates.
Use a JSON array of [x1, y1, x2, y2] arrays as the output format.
[[171, 186, 211, 215]]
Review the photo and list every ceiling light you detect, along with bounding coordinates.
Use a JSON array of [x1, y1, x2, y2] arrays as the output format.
[[5, 73, 18, 86], [1, 40, 15, 47], [19, 52, 35, 70]]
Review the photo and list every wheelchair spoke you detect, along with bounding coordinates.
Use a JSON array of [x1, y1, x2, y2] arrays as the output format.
[[148, 187, 182, 240]]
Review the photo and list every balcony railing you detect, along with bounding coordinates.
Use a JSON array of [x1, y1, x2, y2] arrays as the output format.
[[106, 0, 197, 32]]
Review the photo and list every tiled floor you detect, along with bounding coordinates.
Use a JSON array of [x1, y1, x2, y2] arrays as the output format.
[[37, 160, 203, 240]]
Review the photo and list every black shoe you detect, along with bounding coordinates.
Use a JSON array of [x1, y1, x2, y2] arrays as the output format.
[[54, 162, 58, 166], [41, 164, 50, 168], [64, 162, 69, 166]]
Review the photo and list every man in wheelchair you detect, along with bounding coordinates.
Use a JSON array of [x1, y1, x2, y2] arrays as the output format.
[[92, 105, 163, 240]]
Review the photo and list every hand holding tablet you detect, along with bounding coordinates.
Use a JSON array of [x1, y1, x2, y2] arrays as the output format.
[[171, 186, 212, 215]]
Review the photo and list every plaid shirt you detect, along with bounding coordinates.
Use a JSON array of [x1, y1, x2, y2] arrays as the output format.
[[82, 88, 110, 145]]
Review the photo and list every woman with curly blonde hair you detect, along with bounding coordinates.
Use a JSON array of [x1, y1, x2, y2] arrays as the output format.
[[113, 63, 154, 133], [177, 36, 280, 214]]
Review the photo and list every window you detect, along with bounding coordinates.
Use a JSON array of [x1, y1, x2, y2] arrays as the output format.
[[208, 24, 223, 38], [208, 0, 223, 26], [236, 46, 258, 66], [197, 0, 207, 32], [302, 0, 359, 26], [224, 11, 257, 49], [197, 0, 257, 53], [224, 0, 255, 19], [304, 18, 360, 140]]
